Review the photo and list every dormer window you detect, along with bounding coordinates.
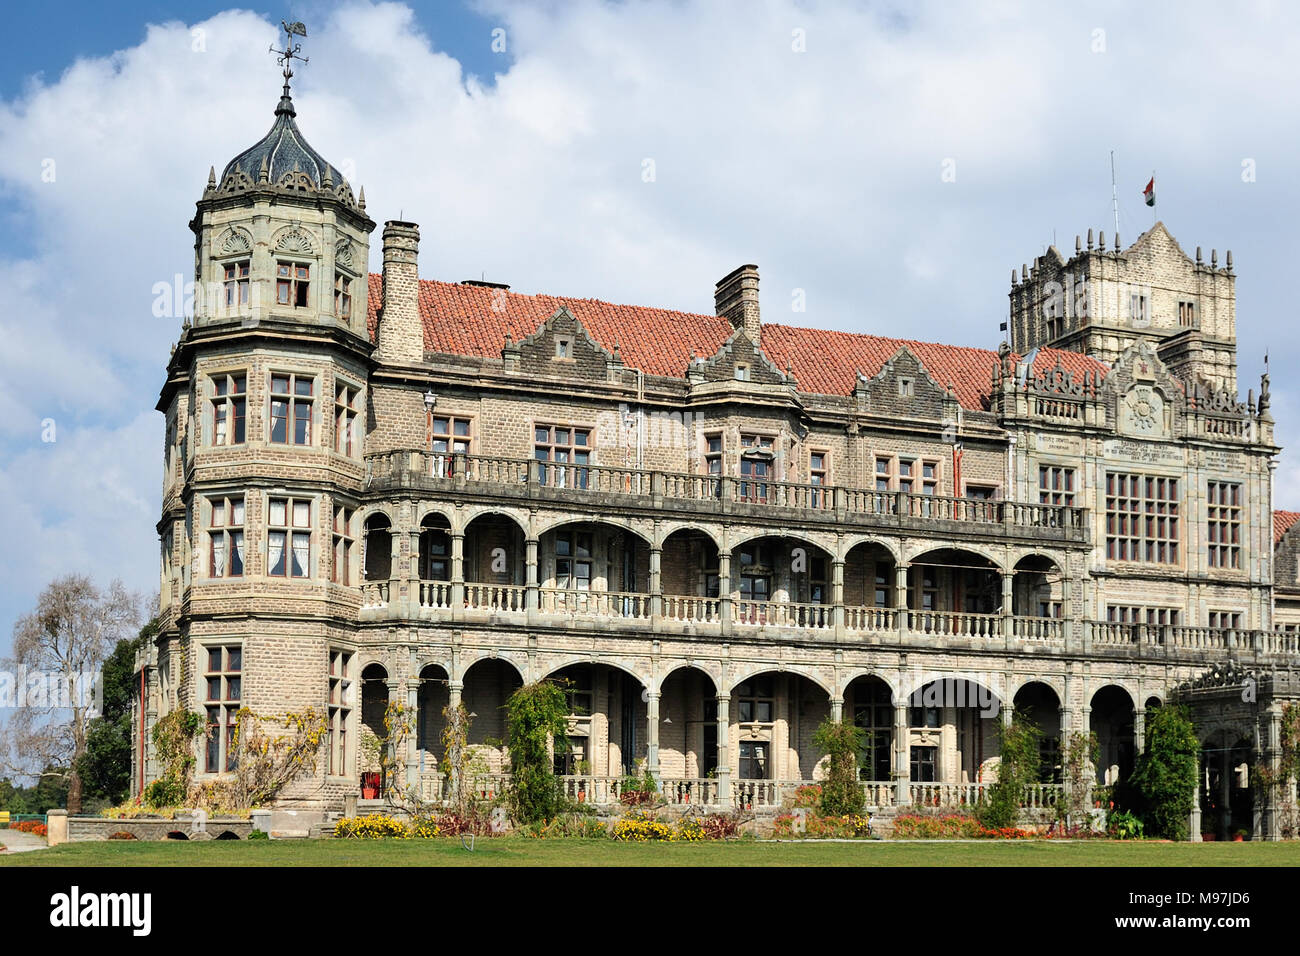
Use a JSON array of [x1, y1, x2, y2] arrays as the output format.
[[898, 377, 914, 398], [555, 337, 572, 359], [334, 273, 352, 320], [223, 261, 250, 308], [277, 261, 311, 308], [735, 364, 750, 381]]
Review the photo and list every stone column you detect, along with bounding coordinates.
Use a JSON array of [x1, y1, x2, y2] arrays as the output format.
[[408, 527, 422, 607], [719, 549, 733, 637], [894, 699, 911, 805], [649, 546, 663, 619], [385, 678, 403, 797], [447, 680, 464, 801], [1133, 707, 1146, 756], [389, 527, 406, 612], [1081, 704, 1095, 800], [46, 809, 68, 847], [831, 558, 845, 638], [450, 532, 465, 614], [830, 697, 844, 722], [895, 563, 909, 638], [1189, 750, 1203, 842], [406, 672, 419, 793], [646, 691, 661, 784], [1264, 705, 1283, 841], [525, 536, 539, 620], [716, 694, 732, 805], [1000, 570, 1014, 641]]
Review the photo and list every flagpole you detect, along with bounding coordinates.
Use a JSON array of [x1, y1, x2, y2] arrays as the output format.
[[1151, 168, 1157, 226], [1110, 151, 1120, 238]]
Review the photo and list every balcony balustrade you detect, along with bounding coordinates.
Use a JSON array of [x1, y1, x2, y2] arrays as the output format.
[[365, 450, 1086, 542], [427, 774, 1068, 810], [368, 578, 1297, 661]]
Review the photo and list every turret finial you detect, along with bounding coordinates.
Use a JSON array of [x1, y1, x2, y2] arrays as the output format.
[[270, 20, 308, 117]]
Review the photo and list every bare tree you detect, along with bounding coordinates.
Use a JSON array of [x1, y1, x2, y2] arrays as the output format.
[[2, 575, 140, 812]]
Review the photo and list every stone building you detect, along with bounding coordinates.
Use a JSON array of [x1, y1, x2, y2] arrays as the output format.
[[133, 67, 1300, 839]]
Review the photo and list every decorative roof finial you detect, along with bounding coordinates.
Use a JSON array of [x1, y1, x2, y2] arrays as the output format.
[[270, 20, 309, 117], [207, 166, 216, 190], [1261, 350, 1271, 414], [358, 186, 366, 211]]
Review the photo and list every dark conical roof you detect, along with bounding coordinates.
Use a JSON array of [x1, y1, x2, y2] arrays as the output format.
[[218, 81, 345, 191]]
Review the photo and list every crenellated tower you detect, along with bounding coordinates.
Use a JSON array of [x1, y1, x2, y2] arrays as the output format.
[[1008, 222, 1238, 393]]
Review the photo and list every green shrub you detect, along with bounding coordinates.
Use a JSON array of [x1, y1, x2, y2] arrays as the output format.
[[505, 681, 571, 824], [812, 719, 865, 817], [143, 778, 185, 809], [1124, 705, 1198, 841], [977, 715, 1041, 830], [1106, 809, 1144, 840]]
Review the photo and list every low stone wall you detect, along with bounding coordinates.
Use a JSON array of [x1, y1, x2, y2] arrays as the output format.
[[68, 815, 256, 842]]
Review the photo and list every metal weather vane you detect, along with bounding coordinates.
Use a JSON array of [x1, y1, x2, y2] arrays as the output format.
[[270, 20, 309, 85]]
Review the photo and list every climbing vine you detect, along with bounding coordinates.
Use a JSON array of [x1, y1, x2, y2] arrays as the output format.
[[191, 707, 327, 811], [504, 680, 570, 824], [1124, 704, 1198, 841], [1059, 730, 1100, 823], [145, 709, 204, 808], [1253, 702, 1300, 838], [812, 718, 865, 816], [977, 715, 1041, 830]]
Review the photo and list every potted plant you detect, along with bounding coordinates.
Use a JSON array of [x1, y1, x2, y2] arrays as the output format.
[[1233, 828, 1248, 842], [360, 772, 381, 800]]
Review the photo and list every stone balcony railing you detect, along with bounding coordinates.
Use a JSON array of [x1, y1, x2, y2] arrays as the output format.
[[363, 450, 1088, 544], [414, 774, 1067, 811], [356, 580, 1298, 662]]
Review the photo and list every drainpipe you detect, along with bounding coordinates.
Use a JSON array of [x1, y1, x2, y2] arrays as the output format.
[[138, 666, 146, 802], [636, 368, 645, 470]]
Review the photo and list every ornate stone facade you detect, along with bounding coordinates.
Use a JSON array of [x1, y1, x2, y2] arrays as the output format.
[[133, 76, 1300, 840]]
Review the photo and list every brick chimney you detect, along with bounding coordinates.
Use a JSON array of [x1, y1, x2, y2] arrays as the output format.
[[714, 264, 761, 342], [377, 220, 423, 364]]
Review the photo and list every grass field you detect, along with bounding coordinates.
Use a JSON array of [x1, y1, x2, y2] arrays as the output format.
[[3, 838, 1298, 867]]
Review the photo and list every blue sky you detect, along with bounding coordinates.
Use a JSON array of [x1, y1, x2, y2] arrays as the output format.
[[1, 0, 1299, 678]]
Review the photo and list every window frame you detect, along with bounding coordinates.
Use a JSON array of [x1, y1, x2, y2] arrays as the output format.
[[1038, 465, 1075, 507], [331, 504, 355, 586], [202, 644, 243, 774], [207, 494, 246, 579], [268, 495, 313, 578], [534, 423, 593, 488], [221, 259, 250, 310], [1105, 472, 1180, 564], [431, 416, 472, 477], [276, 260, 311, 308], [210, 372, 247, 447], [269, 372, 315, 446], [327, 649, 353, 777], [1206, 480, 1242, 570], [334, 380, 361, 457], [334, 271, 354, 321]]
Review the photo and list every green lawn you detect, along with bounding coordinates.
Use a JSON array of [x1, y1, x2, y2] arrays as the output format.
[[4, 838, 1299, 867]]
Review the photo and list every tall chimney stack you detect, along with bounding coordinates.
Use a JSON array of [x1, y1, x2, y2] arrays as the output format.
[[377, 220, 423, 363], [714, 264, 761, 342]]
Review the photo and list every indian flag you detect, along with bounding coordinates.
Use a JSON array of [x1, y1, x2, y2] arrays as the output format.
[[1143, 177, 1155, 207]]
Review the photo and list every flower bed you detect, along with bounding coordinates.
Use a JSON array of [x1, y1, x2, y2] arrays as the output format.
[[11, 820, 48, 838], [333, 815, 440, 839], [773, 812, 873, 839], [890, 813, 1031, 840]]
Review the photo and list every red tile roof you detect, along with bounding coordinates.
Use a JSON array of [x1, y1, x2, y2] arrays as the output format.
[[1275, 510, 1300, 544], [367, 275, 1109, 410]]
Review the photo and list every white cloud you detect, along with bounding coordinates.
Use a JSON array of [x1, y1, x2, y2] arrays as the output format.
[[1, 0, 1299, 650]]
